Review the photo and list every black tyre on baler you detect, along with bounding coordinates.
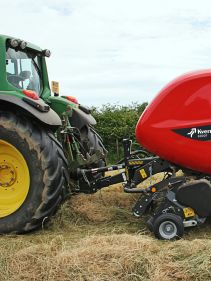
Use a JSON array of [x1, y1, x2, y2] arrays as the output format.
[[0, 111, 69, 233], [153, 213, 184, 240]]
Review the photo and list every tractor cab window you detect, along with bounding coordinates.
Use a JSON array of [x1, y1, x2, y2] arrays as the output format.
[[6, 47, 42, 95]]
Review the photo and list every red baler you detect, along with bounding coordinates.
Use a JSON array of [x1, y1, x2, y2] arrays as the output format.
[[136, 70, 211, 174], [79, 70, 211, 240]]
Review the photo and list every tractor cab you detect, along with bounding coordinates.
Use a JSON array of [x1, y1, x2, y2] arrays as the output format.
[[0, 35, 52, 100], [6, 46, 42, 94]]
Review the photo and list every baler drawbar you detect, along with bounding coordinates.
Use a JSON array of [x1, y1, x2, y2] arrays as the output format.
[[77, 139, 172, 194]]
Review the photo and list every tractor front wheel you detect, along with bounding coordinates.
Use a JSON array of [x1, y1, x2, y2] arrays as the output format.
[[0, 111, 69, 233]]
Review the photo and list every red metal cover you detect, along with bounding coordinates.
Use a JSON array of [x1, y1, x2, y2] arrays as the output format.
[[136, 70, 211, 174]]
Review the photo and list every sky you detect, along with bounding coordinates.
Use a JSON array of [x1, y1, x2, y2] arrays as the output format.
[[1, 0, 211, 107]]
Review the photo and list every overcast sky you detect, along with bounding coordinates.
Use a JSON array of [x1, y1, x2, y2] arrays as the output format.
[[1, 0, 211, 106]]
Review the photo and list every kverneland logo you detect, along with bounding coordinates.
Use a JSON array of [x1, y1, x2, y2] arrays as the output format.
[[187, 127, 211, 138], [174, 125, 211, 141], [187, 128, 196, 138]]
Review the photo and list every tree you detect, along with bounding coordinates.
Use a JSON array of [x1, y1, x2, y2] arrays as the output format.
[[92, 102, 148, 163]]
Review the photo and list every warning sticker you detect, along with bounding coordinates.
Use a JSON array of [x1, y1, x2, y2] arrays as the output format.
[[140, 169, 147, 179], [183, 207, 195, 218]]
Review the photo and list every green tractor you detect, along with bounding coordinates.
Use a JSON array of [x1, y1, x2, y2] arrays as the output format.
[[0, 35, 106, 233]]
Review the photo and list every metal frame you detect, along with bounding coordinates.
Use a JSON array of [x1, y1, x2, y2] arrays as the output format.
[[77, 139, 178, 194]]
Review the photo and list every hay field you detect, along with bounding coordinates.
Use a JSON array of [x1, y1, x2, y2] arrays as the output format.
[[1, 173, 211, 281]]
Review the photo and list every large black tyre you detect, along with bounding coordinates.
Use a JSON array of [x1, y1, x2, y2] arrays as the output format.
[[80, 125, 106, 162], [80, 125, 107, 176], [0, 111, 69, 233]]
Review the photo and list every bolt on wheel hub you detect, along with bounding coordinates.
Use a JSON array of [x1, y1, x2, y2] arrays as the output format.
[[0, 163, 16, 188]]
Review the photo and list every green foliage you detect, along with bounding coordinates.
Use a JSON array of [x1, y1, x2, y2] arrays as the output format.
[[92, 102, 148, 163]]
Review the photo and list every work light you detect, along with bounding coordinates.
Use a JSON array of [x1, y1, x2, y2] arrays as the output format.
[[10, 39, 19, 48], [20, 41, 27, 49], [43, 49, 51, 57]]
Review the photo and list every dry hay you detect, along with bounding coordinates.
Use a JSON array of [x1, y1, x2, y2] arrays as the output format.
[[64, 172, 164, 224], [69, 184, 138, 223], [2, 171, 211, 281], [7, 234, 211, 281]]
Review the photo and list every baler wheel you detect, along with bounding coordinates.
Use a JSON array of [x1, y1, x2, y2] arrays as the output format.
[[153, 213, 184, 240]]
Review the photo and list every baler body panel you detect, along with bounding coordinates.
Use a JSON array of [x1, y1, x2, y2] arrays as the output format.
[[136, 70, 211, 174]]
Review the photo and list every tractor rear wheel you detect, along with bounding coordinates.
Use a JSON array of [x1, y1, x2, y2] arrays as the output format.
[[0, 111, 69, 233]]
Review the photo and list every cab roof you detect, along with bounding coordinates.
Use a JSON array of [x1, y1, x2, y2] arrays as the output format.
[[0, 34, 43, 52]]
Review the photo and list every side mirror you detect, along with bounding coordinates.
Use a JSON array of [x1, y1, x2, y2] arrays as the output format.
[[51, 81, 60, 96]]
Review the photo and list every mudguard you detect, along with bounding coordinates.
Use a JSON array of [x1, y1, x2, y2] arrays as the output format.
[[71, 105, 96, 129], [46, 96, 96, 129], [0, 94, 61, 126]]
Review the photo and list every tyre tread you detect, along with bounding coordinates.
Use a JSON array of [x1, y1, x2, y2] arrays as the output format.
[[0, 111, 70, 233]]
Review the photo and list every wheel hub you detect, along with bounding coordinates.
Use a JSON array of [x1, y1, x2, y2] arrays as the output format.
[[0, 140, 30, 218], [164, 224, 174, 233], [0, 163, 16, 188], [159, 220, 177, 239]]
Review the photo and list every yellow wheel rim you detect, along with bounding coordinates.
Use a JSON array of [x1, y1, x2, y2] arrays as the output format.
[[0, 140, 30, 217]]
